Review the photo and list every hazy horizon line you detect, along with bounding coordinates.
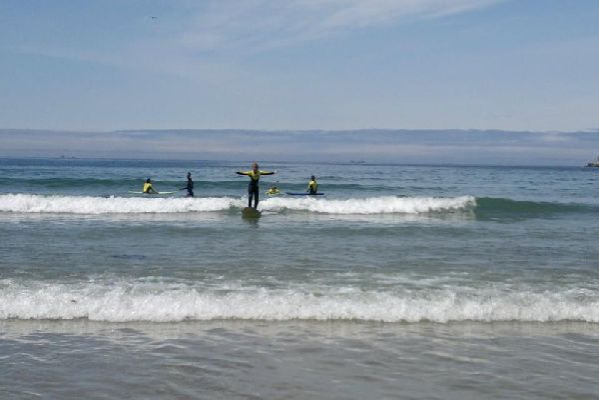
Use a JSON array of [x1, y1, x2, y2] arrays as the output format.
[[2, 128, 598, 167], [3, 127, 599, 134]]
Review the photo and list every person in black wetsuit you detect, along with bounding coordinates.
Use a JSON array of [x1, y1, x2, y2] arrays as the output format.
[[236, 162, 275, 208], [180, 172, 194, 197]]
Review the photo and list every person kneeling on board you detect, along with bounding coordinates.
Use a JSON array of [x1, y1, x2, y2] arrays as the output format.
[[143, 178, 158, 194], [236, 162, 275, 208], [266, 186, 280, 196], [180, 172, 194, 197], [307, 175, 318, 195]]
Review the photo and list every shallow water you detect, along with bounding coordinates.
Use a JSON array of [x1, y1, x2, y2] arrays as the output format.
[[2, 320, 599, 400]]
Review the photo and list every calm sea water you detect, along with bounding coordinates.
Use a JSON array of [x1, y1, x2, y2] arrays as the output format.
[[1, 158, 599, 399]]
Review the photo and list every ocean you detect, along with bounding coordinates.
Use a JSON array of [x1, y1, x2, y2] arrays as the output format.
[[1, 158, 598, 399]]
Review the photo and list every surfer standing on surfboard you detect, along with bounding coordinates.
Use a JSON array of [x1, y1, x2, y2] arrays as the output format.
[[236, 162, 275, 209]]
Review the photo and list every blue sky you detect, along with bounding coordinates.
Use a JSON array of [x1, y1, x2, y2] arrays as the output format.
[[1, 0, 599, 132]]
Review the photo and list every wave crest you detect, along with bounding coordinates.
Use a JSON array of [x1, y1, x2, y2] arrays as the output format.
[[0, 194, 474, 215], [1, 281, 598, 323], [0, 194, 241, 214], [260, 196, 474, 214]]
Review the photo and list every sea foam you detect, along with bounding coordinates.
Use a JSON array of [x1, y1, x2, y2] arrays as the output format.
[[0, 194, 475, 215], [260, 196, 475, 214], [0, 194, 242, 214], [1, 280, 597, 323]]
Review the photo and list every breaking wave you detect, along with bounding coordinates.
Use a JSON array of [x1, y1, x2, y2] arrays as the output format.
[[0, 194, 474, 215], [1, 280, 597, 323], [1, 194, 592, 217], [260, 196, 474, 214]]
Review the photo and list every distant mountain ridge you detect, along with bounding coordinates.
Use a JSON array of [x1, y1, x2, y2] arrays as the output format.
[[1, 128, 598, 166]]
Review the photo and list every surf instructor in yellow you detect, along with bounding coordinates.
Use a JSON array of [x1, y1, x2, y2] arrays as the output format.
[[236, 162, 275, 209]]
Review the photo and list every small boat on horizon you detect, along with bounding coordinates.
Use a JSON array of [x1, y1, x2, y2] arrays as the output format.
[[586, 155, 599, 167]]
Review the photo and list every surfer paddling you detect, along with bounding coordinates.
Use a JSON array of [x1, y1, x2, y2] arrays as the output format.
[[236, 162, 275, 209]]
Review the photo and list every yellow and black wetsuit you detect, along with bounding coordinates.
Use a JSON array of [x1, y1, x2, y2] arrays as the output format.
[[308, 179, 318, 195], [266, 187, 280, 196], [143, 182, 155, 194], [236, 170, 274, 208]]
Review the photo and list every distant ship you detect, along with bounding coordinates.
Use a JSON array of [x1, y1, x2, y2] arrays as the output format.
[[586, 156, 599, 167]]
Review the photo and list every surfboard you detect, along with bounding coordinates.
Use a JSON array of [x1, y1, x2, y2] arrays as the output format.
[[242, 207, 262, 218], [285, 192, 325, 196]]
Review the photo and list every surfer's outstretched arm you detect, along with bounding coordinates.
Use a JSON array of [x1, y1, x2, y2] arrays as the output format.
[[237, 171, 250, 175], [259, 171, 275, 175]]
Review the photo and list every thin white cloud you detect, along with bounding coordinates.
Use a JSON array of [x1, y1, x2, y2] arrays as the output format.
[[179, 0, 505, 54], [9, 0, 503, 82], [311, 0, 502, 29]]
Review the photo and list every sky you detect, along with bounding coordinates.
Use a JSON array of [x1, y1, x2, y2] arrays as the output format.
[[1, 0, 599, 132]]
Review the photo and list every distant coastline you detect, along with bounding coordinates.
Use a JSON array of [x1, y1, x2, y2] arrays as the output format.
[[1, 128, 598, 166]]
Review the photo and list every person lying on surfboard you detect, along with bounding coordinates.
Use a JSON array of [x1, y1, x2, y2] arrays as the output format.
[[143, 178, 158, 194], [236, 162, 275, 208], [307, 175, 318, 195], [180, 172, 194, 197]]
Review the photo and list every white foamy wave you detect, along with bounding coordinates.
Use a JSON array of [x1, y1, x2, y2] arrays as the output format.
[[1, 281, 598, 323], [0, 194, 243, 214], [0, 194, 474, 215], [260, 195, 475, 214]]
